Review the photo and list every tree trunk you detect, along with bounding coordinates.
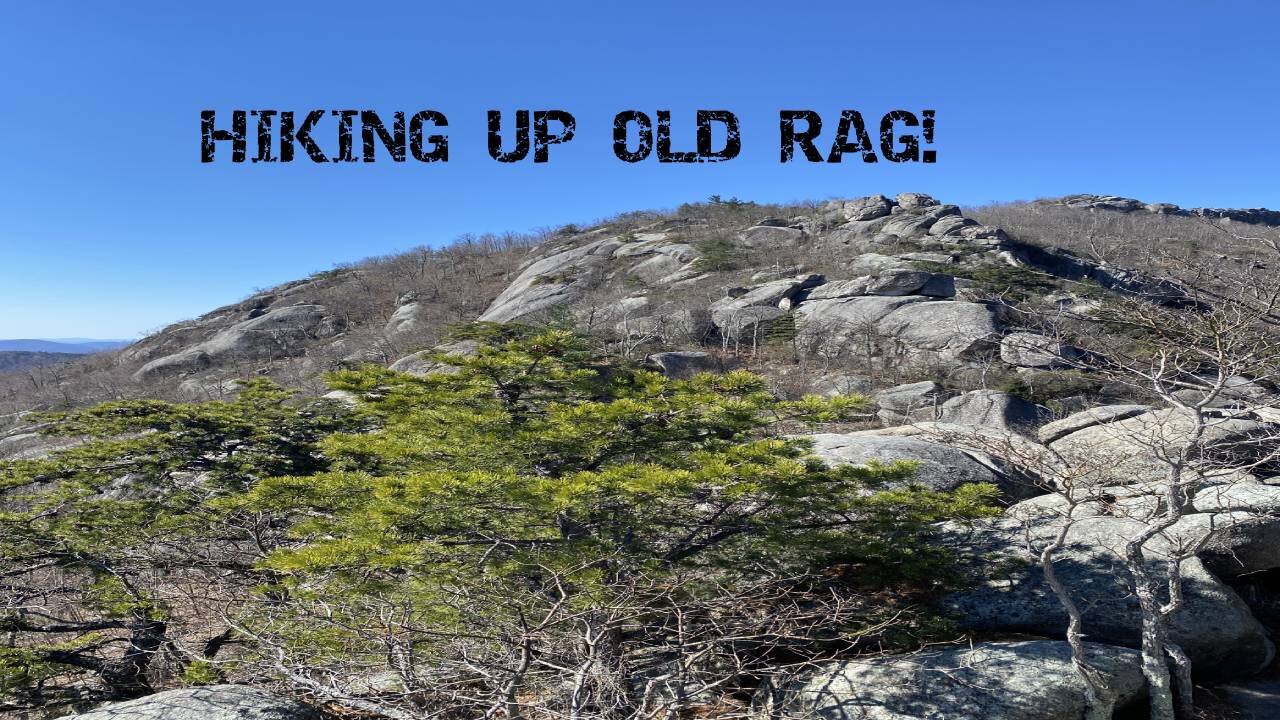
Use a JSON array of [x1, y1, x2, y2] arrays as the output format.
[[1165, 643, 1196, 720], [100, 618, 166, 699], [1138, 601, 1176, 720]]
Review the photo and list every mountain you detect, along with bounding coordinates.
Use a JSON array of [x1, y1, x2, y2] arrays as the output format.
[[0, 192, 1274, 420], [0, 350, 80, 373], [3, 192, 1280, 718], [0, 338, 132, 353]]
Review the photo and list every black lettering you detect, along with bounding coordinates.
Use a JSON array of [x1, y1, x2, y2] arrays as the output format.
[[828, 110, 877, 163], [696, 110, 740, 162], [201, 110, 247, 163], [533, 110, 575, 163], [612, 110, 652, 162], [280, 110, 328, 163], [779, 110, 823, 163], [331, 110, 359, 163], [656, 110, 696, 163], [409, 111, 449, 162], [880, 110, 919, 162], [489, 110, 530, 162], [252, 110, 277, 162], [360, 110, 405, 162], [921, 109, 936, 163]]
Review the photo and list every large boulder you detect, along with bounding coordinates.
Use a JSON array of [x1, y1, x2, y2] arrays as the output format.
[[939, 514, 1275, 680], [1000, 332, 1080, 369], [1183, 482, 1280, 579], [895, 192, 940, 209], [876, 301, 1004, 359], [67, 685, 318, 720], [806, 432, 1036, 499], [809, 373, 874, 398], [1048, 408, 1272, 484], [645, 351, 723, 379], [1037, 404, 1152, 444], [387, 340, 480, 377], [939, 390, 1048, 434], [382, 295, 424, 340], [1006, 480, 1280, 581], [836, 194, 893, 221], [711, 275, 823, 340], [793, 296, 928, 359], [874, 381, 951, 425], [767, 640, 1145, 720]]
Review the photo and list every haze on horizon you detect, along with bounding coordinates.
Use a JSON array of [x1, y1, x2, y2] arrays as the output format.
[[1, 1, 1277, 339]]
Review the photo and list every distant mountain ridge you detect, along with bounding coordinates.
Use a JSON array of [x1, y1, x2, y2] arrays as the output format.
[[0, 351, 81, 373], [0, 339, 132, 354]]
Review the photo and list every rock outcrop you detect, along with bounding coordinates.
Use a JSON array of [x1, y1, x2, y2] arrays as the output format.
[[133, 305, 344, 382], [938, 390, 1048, 434], [767, 640, 1145, 720], [1045, 194, 1280, 227], [1047, 408, 1273, 484], [806, 432, 1035, 499], [66, 685, 318, 720], [938, 513, 1276, 679]]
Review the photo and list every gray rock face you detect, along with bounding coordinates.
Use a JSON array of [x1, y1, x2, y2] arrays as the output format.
[[838, 194, 893, 221], [809, 373, 874, 397], [479, 235, 623, 323], [1000, 332, 1078, 369], [740, 225, 804, 247], [711, 275, 823, 340], [929, 214, 979, 237], [627, 252, 686, 284], [1171, 375, 1275, 409], [0, 427, 84, 460], [879, 204, 960, 238], [894, 192, 940, 209], [793, 296, 924, 359], [645, 351, 722, 379], [770, 640, 1145, 720], [939, 515, 1275, 680], [876, 301, 1004, 359], [802, 270, 956, 301], [383, 298, 423, 340], [806, 433, 1035, 499], [1048, 409, 1271, 484], [1008, 481, 1280, 581], [1048, 194, 1280, 227], [1036, 404, 1152, 444], [1185, 482, 1280, 578], [875, 381, 951, 425], [67, 685, 318, 720], [939, 390, 1048, 434], [615, 307, 709, 344], [865, 269, 934, 296], [387, 340, 480, 377], [134, 305, 343, 382]]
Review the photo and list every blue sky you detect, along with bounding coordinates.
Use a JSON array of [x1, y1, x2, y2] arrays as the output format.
[[1, 1, 1277, 339]]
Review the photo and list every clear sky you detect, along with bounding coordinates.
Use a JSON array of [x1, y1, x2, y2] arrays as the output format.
[[1, 1, 1277, 339]]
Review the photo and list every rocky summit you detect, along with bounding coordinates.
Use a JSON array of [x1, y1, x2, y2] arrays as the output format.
[[4, 192, 1280, 720]]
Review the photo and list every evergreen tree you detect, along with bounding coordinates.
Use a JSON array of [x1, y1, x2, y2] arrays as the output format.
[[0, 380, 354, 708], [235, 325, 997, 717]]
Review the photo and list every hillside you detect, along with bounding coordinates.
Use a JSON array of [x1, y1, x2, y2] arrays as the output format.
[[2, 192, 1274, 428], [3, 193, 1280, 719]]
